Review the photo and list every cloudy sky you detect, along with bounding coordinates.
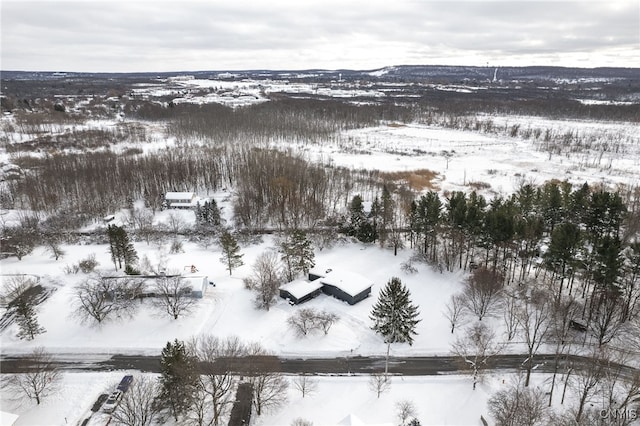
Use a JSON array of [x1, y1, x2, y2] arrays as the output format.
[[1, 0, 638, 72]]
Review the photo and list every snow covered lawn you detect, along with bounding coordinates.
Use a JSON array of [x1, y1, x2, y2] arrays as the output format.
[[0, 238, 466, 357]]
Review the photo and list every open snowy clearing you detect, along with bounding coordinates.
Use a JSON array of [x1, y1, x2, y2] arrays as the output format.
[[289, 120, 640, 196]]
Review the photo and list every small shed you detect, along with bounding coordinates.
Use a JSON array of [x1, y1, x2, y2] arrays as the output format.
[[279, 278, 323, 305], [182, 275, 208, 298], [320, 270, 373, 305]]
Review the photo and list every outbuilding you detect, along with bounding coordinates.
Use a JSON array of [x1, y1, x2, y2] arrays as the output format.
[[182, 275, 209, 298]]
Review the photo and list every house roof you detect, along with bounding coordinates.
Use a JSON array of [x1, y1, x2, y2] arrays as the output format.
[[321, 270, 373, 297], [280, 278, 323, 299], [309, 265, 333, 277], [165, 192, 195, 200], [0, 411, 19, 426]]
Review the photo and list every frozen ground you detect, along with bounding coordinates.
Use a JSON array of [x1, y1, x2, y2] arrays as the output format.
[[0, 234, 469, 357], [286, 120, 640, 196], [0, 370, 560, 426]]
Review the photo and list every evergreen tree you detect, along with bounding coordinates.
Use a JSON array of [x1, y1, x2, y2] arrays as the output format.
[[416, 192, 442, 261], [545, 222, 581, 300], [196, 200, 222, 230], [280, 230, 315, 281], [159, 339, 198, 421], [107, 225, 138, 271], [344, 195, 377, 243], [219, 231, 243, 276], [15, 296, 45, 340], [370, 277, 421, 374], [378, 186, 394, 246]]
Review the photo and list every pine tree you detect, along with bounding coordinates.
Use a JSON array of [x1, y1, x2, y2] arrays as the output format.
[[380, 186, 394, 245], [159, 339, 198, 421], [15, 296, 45, 340], [107, 225, 138, 271], [280, 230, 315, 281], [370, 277, 421, 375], [219, 231, 243, 276], [196, 200, 222, 230]]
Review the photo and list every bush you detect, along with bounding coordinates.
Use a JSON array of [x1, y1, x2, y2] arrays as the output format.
[[124, 264, 140, 275], [78, 254, 98, 273], [287, 308, 339, 337], [169, 239, 183, 254]]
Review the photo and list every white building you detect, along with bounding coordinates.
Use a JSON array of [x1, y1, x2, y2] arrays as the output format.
[[165, 192, 197, 209]]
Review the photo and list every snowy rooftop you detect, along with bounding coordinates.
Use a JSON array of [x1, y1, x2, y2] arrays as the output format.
[[165, 192, 195, 200], [321, 270, 373, 297], [0, 411, 19, 426], [280, 278, 323, 299]]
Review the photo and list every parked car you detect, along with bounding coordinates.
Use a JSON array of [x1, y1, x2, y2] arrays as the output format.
[[102, 390, 123, 413], [117, 375, 134, 392]]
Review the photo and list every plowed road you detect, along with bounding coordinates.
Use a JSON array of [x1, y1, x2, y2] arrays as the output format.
[[1, 353, 638, 378]]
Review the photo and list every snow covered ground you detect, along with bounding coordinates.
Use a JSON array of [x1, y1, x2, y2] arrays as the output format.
[[0, 234, 467, 357], [2, 77, 639, 424], [287, 120, 640, 196]]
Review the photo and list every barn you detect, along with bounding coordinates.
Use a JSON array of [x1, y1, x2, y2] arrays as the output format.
[[279, 278, 323, 305]]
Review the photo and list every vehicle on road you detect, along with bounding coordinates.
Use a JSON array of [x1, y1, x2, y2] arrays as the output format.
[[117, 375, 134, 392], [102, 390, 123, 413]]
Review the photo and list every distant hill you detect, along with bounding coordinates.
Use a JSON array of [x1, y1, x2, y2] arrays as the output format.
[[2, 65, 638, 83]]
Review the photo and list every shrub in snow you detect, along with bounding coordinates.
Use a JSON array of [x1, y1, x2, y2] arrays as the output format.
[[78, 253, 98, 273]]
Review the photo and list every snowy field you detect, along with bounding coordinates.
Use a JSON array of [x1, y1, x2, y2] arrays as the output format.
[[290, 121, 640, 196], [0, 370, 556, 426]]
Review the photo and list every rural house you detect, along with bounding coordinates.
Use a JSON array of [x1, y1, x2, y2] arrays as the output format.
[[165, 192, 197, 209], [280, 267, 373, 305]]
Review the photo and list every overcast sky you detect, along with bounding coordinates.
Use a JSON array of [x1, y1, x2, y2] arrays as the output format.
[[1, 0, 638, 72]]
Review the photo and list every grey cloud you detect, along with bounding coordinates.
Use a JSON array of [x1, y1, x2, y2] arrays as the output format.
[[1, 0, 637, 71]]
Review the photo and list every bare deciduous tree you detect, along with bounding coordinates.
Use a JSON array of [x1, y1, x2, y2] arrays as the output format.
[[188, 335, 246, 426], [292, 374, 318, 398], [111, 375, 161, 426], [1, 347, 61, 405], [516, 287, 552, 387], [165, 211, 186, 235], [315, 310, 339, 334], [153, 275, 196, 320], [248, 368, 289, 416], [73, 276, 139, 325], [444, 293, 468, 334], [502, 290, 518, 341], [369, 372, 391, 398], [396, 399, 417, 426], [488, 374, 549, 426], [461, 267, 504, 321], [287, 308, 318, 336], [244, 251, 283, 311], [129, 207, 157, 245], [287, 308, 339, 337], [451, 322, 503, 390], [571, 346, 606, 424]]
